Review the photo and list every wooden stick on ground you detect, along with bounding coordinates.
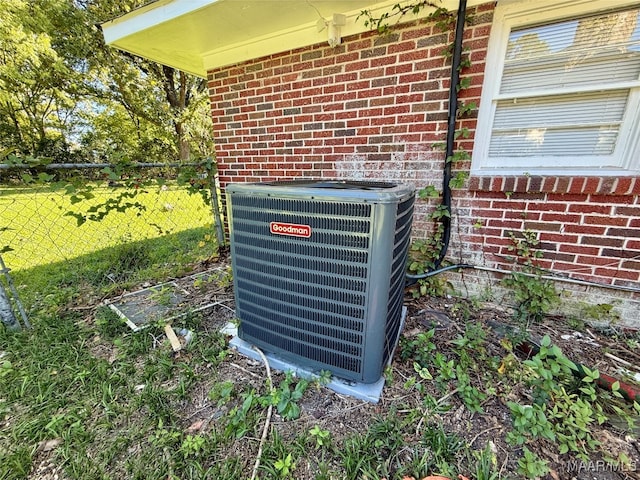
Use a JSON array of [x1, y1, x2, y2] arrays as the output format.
[[164, 324, 182, 352]]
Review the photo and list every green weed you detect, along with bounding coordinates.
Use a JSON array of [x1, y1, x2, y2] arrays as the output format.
[[469, 444, 501, 480], [505, 335, 630, 466], [259, 431, 298, 479], [517, 447, 549, 479], [309, 425, 331, 448], [261, 371, 309, 421], [422, 424, 463, 471], [502, 231, 559, 324], [274, 453, 295, 478], [180, 434, 206, 458], [209, 380, 235, 407], [399, 329, 436, 367]]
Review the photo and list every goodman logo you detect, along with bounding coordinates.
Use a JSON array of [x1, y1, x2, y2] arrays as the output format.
[[269, 222, 311, 238]]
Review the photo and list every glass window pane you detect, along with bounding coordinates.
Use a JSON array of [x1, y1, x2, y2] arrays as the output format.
[[489, 127, 619, 157], [492, 91, 628, 130], [501, 9, 640, 94]]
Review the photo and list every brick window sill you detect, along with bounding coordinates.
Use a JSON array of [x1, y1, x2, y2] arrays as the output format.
[[469, 176, 640, 196]]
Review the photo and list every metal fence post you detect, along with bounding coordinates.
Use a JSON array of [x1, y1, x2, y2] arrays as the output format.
[[206, 158, 226, 247], [0, 276, 19, 331], [0, 255, 30, 329]]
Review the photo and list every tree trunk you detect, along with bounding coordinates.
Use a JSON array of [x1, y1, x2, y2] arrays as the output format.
[[0, 283, 19, 331], [160, 66, 196, 162], [176, 121, 190, 161]]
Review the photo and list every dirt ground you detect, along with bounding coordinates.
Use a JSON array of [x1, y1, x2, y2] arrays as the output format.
[[164, 259, 640, 480], [28, 258, 640, 480]]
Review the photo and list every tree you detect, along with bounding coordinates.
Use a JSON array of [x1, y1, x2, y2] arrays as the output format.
[[0, 0, 214, 163], [79, 0, 214, 162], [0, 0, 80, 158]]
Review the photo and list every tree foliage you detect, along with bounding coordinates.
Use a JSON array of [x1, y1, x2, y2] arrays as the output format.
[[0, 0, 214, 163]]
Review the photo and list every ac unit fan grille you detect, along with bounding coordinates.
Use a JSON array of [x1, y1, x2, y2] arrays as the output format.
[[236, 257, 367, 291], [228, 183, 415, 383], [231, 195, 372, 377], [236, 270, 367, 306], [239, 290, 366, 332], [232, 196, 372, 218], [242, 322, 362, 373], [241, 305, 364, 351], [234, 235, 370, 264], [234, 246, 368, 277]]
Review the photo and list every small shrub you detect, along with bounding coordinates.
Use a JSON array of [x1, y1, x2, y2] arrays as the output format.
[[502, 231, 559, 324]]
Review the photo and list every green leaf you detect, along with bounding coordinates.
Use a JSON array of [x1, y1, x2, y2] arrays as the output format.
[[20, 173, 34, 183], [37, 172, 54, 182], [418, 185, 440, 198], [413, 362, 433, 380], [64, 211, 86, 226]]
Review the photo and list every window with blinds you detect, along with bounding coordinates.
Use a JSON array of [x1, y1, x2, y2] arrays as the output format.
[[472, 1, 640, 176]]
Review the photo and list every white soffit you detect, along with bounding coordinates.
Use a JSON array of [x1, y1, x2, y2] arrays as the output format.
[[102, 0, 484, 78]]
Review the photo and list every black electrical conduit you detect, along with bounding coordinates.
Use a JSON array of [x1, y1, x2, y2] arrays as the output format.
[[435, 0, 466, 271], [407, 0, 466, 284], [405, 0, 640, 298]]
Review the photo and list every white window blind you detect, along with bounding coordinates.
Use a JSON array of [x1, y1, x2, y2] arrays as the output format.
[[472, 2, 640, 175]]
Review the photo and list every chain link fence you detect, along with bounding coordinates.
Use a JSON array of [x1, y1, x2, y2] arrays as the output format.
[[0, 162, 224, 273]]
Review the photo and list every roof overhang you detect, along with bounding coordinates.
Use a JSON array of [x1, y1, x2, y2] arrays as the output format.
[[102, 0, 485, 78]]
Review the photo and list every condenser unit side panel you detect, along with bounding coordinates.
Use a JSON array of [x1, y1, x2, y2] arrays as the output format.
[[382, 196, 415, 367], [357, 201, 399, 382], [358, 194, 415, 382]]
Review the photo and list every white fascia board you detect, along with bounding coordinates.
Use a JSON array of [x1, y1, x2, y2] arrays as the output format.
[[202, 0, 487, 71]]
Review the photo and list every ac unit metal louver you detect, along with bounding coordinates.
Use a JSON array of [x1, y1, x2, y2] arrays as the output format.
[[227, 180, 415, 383]]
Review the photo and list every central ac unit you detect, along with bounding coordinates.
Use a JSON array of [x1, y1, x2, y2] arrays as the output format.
[[226, 180, 415, 383]]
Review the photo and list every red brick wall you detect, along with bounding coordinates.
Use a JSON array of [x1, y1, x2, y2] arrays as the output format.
[[207, 4, 493, 240], [464, 177, 640, 290], [207, 2, 640, 325]]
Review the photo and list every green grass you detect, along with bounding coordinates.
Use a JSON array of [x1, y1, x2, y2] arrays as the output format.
[[1, 228, 224, 480], [1, 210, 638, 479], [11, 226, 216, 311], [0, 308, 233, 480], [2, 233, 484, 480], [3, 283, 637, 480], [0, 179, 226, 478], [0, 183, 213, 270]]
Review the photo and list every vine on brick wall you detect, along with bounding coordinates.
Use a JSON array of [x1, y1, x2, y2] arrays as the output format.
[[358, 1, 450, 33], [359, 1, 476, 296], [502, 231, 560, 325]]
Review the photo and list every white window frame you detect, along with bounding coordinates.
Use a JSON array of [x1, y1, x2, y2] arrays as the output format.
[[471, 0, 640, 176]]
